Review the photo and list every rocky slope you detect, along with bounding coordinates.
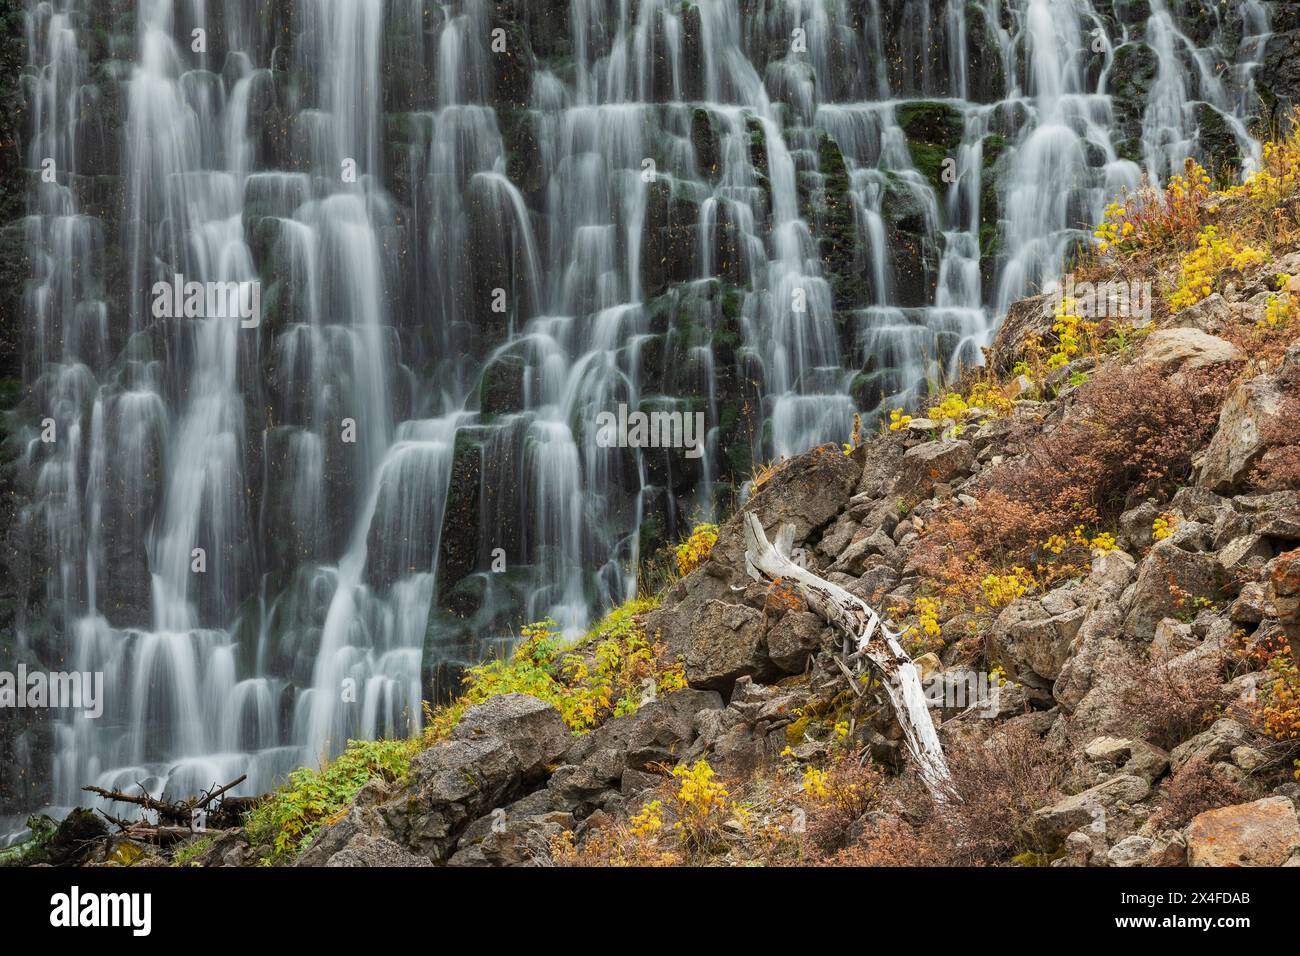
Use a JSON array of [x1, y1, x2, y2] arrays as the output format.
[[175, 220, 1300, 866]]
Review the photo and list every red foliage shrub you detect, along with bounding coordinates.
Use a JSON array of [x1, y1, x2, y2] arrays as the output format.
[[1152, 756, 1255, 829], [986, 364, 1230, 528], [1117, 651, 1226, 750]]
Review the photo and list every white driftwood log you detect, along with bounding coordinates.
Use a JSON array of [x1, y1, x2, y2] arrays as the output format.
[[742, 513, 952, 800]]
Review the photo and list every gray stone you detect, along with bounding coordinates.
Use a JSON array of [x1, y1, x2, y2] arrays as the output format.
[[1217, 533, 1274, 582], [1170, 718, 1250, 773], [766, 610, 827, 673], [1200, 374, 1287, 493], [451, 693, 572, 779], [896, 440, 975, 500], [674, 599, 772, 691], [1030, 775, 1151, 850], [1138, 327, 1243, 373], [1107, 835, 1154, 867], [1123, 541, 1223, 639], [326, 834, 434, 867]]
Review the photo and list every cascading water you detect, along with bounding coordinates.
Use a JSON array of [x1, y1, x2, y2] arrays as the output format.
[[1, 0, 1278, 839]]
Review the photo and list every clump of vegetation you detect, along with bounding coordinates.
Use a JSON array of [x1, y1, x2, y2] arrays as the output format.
[[0, 815, 58, 867], [749, 454, 788, 492], [1168, 224, 1268, 311], [1152, 756, 1255, 829], [552, 756, 755, 865], [244, 736, 419, 863], [1117, 651, 1225, 750], [242, 594, 685, 865], [931, 724, 1069, 865], [171, 835, 215, 867], [423, 600, 684, 742], [919, 363, 1228, 612], [674, 522, 718, 576]]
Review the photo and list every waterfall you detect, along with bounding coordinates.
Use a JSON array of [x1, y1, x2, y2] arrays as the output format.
[[3, 0, 1275, 837]]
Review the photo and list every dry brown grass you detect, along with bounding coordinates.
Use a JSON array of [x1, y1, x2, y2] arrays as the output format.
[[1150, 756, 1255, 829], [1117, 651, 1225, 750]]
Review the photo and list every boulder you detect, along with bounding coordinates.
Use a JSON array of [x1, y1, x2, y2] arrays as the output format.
[[1030, 774, 1151, 850], [1082, 736, 1169, 783], [995, 605, 1086, 681], [1229, 581, 1271, 623], [391, 734, 526, 861], [1122, 541, 1223, 639], [1170, 718, 1250, 773], [1216, 533, 1273, 582], [1199, 375, 1287, 493], [675, 599, 773, 692], [556, 687, 723, 798], [1151, 618, 1196, 658], [707, 443, 861, 577], [449, 790, 573, 867], [1107, 835, 1153, 867], [1187, 796, 1300, 867], [622, 688, 724, 769], [194, 828, 254, 868], [1053, 602, 1125, 714], [1168, 292, 1231, 334], [1146, 829, 1188, 866], [451, 693, 572, 780], [990, 292, 1053, 372], [326, 834, 435, 867], [766, 610, 827, 673], [896, 440, 974, 500], [1119, 501, 1160, 550], [1138, 327, 1243, 373], [1086, 549, 1137, 592]]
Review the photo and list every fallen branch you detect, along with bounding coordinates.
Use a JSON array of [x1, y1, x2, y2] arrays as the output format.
[[742, 513, 953, 800], [83, 773, 251, 838]]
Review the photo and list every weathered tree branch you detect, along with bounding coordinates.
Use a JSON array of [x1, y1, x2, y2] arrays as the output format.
[[83, 773, 251, 837], [742, 513, 953, 800]]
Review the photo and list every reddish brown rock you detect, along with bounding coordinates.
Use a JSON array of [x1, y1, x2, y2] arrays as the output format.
[[1187, 796, 1300, 867]]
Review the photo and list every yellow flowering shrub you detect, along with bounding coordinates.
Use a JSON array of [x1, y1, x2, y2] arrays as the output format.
[[967, 380, 1014, 417], [1152, 513, 1176, 541], [1046, 296, 1085, 370], [928, 391, 969, 425], [888, 407, 912, 431], [674, 522, 718, 576], [904, 595, 943, 652], [1223, 130, 1300, 209], [422, 598, 682, 742], [1169, 225, 1268, 312], [628, 799, 664, 838], [669, 760, 732, 850], [801, 766, 830, 798], [1262, 276, 1295, 328], [1088, 531, 1117, 554], [1093, 159, 1213, 255], [980, 567, 1033, 609]]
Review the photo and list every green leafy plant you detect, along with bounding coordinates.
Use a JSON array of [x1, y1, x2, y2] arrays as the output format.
[[244, 737, 419, 862]]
